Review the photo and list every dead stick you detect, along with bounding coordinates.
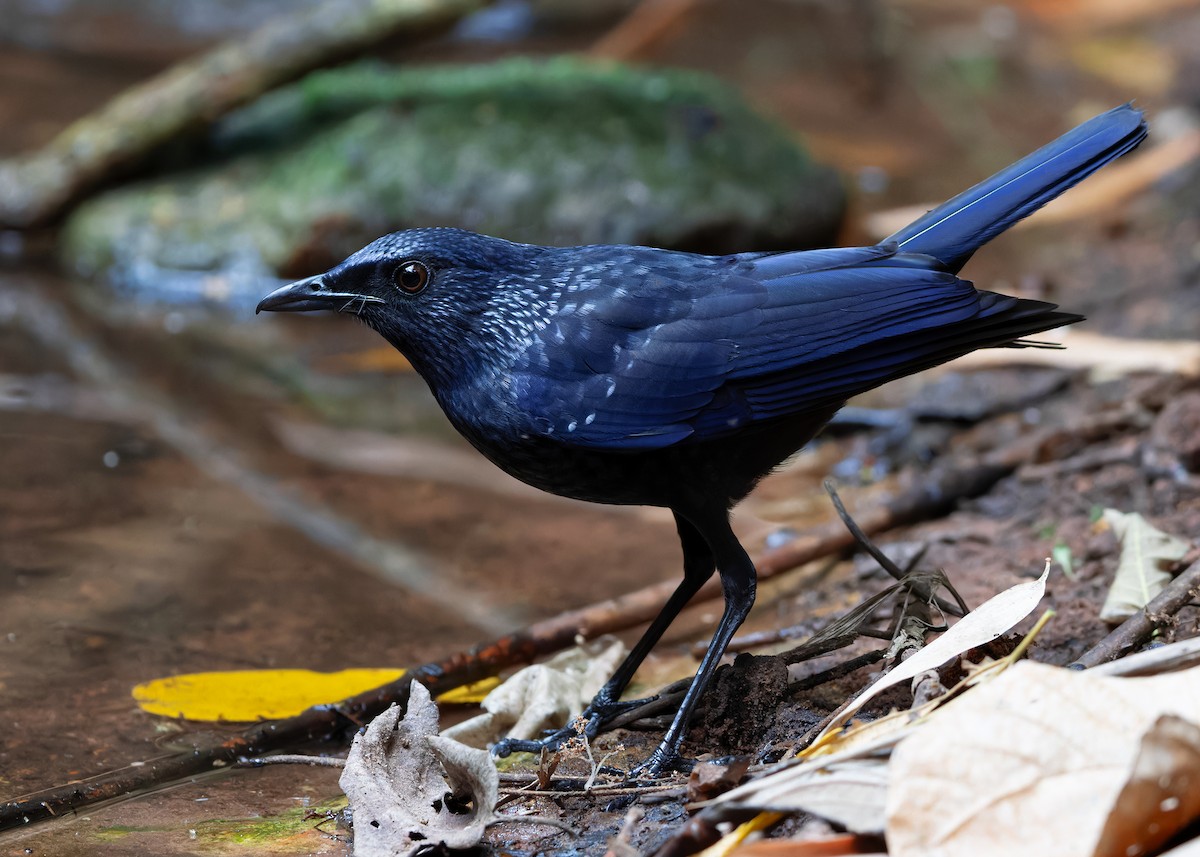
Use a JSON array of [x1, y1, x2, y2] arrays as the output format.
[[789, 648, 886, 693], [0, 624, 578, 830], [0, 416, 1089, 829], [589, 0, 704, 61], [0, 0, 483, 227], [1071, 558, 1200, 669]]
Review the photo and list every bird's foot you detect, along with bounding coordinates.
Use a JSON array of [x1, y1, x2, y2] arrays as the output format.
[[624, 744, 695, 781], [491, 697, 645, 759]]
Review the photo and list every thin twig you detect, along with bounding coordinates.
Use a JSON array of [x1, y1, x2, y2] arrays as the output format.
[[1071, 558, 1200, 669], [589, 0, 704, 61], [825, 479, 964, 617], [499, 784, 680, 799], [789, 649, 886, 694], [240, 754, 347, 767], [0, 0, 484, 227]]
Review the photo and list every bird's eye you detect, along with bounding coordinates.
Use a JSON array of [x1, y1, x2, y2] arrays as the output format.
[[394, 260, 430, 294]]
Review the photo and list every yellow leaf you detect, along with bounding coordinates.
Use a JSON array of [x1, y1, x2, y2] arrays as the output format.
[[133, 669, 408, 721], [436, 678, 500, 705], [133, 669, 501, 721]]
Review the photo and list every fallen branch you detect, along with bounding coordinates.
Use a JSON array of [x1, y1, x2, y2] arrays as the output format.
[[1071, 557, 1200, 669], [0, 399, 1132, 829], [589, 0, 704, 61], [0, 648, 484, 829], [0, 0, 483, 228]]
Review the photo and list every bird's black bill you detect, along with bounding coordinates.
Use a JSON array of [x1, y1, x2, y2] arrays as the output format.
[[255, 275, 382, 315]]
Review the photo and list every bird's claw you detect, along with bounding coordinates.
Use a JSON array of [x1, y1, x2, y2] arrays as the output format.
[[625, 746, 695, 781], [491, 697, 643, 759]]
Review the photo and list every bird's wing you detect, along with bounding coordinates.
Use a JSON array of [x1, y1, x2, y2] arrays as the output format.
[[508, 245, 1067, 450], [506, 254, 761, 448]]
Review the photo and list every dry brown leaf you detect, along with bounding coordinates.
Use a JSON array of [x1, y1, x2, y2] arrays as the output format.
[[886, 661, 1200, 857], [1096, 715, 1200, 857], [339, 683, 499, 856], [1159, 834, 1200, 856], [688, 755, 753, 802], [1100, 509, 1192, 623]]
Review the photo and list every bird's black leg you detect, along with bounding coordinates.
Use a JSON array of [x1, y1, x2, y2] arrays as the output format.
[[582, 513, 716, 715], [492, 512, 715, 759], [629, 509, 756, 779]]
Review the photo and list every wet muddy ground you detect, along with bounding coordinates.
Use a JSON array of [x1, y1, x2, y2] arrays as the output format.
[[2, 1, 1200, 854]]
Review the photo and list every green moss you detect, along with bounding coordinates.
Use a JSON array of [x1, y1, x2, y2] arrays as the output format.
[[94, 796, 348, 851], [63, 57, 844, 298]]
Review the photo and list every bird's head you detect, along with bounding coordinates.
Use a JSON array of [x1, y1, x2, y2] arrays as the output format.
[[256, 227, 546, 387]]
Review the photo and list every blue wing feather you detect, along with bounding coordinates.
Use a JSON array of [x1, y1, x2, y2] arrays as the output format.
[[506, 105, 1146, 450]]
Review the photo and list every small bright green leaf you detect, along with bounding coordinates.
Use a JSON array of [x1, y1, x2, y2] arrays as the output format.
[[1052, 542, 1076, 580]]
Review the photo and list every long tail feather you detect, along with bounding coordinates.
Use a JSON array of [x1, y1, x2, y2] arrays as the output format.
[[886, 104, 1148, 272]]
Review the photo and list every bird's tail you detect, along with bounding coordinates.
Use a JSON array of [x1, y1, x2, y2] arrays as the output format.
[[886, 104, 1148, 273]]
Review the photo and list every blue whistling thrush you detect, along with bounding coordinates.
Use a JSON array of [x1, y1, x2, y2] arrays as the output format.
[[258, 105, 1147, 776]]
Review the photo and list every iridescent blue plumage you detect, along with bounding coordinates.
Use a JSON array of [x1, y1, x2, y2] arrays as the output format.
[[258, 104, 1148, 776]]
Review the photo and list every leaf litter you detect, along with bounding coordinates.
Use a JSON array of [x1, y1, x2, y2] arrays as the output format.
[[1099, 509, 1192, 623], [324, 509, 1199, 855], [886, 660, 1200, 857], [339, 682, 500, 857], [442, 636, 627, 748], [697, 609, 1200, 857]]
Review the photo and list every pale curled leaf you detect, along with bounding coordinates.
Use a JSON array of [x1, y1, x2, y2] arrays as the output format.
[[441, 636, 626, 747], [1100, 510, 1191, 623], [732, 759, 890, 836], [814, 563, 1049, 743], [712, 727, 911, 836], [339, 682, 499, 857], [886, 661, 1200, 857]]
